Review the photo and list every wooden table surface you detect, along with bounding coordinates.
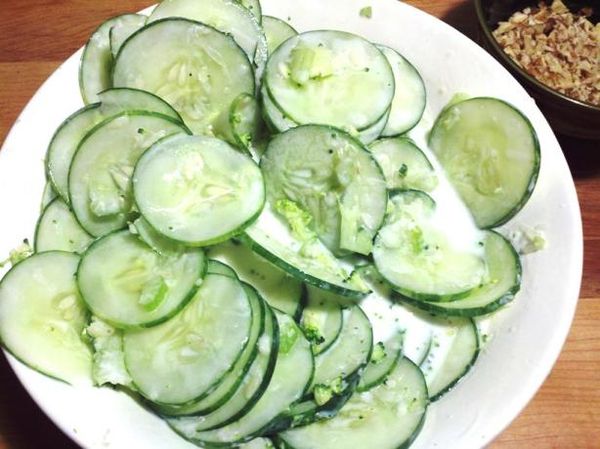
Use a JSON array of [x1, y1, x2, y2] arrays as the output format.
[[0, 1, 598, 448]]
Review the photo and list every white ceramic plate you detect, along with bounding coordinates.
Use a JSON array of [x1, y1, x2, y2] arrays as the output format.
[[0, 0, 583, 448]]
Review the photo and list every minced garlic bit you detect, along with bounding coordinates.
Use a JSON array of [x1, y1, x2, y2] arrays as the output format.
[[493, 0, 599, 106]]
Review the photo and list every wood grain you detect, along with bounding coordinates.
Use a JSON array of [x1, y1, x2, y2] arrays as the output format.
[[0, 1, 598, 448]]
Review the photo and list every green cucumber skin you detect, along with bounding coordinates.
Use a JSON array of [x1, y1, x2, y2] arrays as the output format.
[[428, 319, 480, 402], [239, 234, 367, 300], [0, 250, 91, 386], [356, 340, 403, 393], [45, 103, 102, 202], [155, 284, 266, 417], [75, 229, 207, 330], [98, 87, 185, 123], [393, 231, 522, 317], [429, 97, 541, 229]]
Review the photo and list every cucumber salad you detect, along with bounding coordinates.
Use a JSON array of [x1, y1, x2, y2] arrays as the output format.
[[0, 1, 542, 448]]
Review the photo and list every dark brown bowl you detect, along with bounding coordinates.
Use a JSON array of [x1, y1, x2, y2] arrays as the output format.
[[475, 0, 600, 140]]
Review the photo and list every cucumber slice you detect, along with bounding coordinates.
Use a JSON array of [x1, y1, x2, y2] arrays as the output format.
[[263, 16, 297, 53], [147, 0, 267, 81], [395, 231, 522, 317], [113, 18, 255, 136], [165, 305, 278, 430], [236, 0, 262, 21], [34, 198, 93, 254], [265, 30, 394, 133], [208, 241, 305, 319], [86, 317, 132, 387], [170, 310, 313, 445], [369, 137, 438, 191], [132, 134, 265, 246], [77, 230, 206, 328], [419, 317, 479, 401], [41, 181, 58, 211], [155, 283, 265, 416], [69, 112, 188, 237], [279, 357, 428, 449], [300, 286, 344, 355], [240, 438, 275, 449], [47, 88, 182, 203], [207, 259, 239, 279], [242, 201, 368, 299], [123, 273, 253, 404], [357, 331, 404, 392], [311, 305, 372, 389], [0, 252, 92, 384], [109, 15, 146, 58], [130, 217, 186, 257], [373, 190, 486, 301], [230, 93, 261, 153], [429, 97, 540, 228], [377, 45, 426, 136], [261, 125, 387, 256], [79, 14, 147, 104]]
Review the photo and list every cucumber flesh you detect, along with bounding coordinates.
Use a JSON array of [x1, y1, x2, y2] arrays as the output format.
[[77, 230, 206, 329], [230, 93, 261, 153], [0, 252, 92, 385], [377, 45, 426, 136], [236, 0, 262, 21], [265, 30, 394, 133], [133, 134, 265, 246], [86, 316, 132, 387], [357, 331, 404, 392], [68, 112, 188, 237], [373, 190, 486, 301], [207, 259, 240, 279], [79, 14, 146, 104], [208, 241, 304, 319], [419, 317, 479, 400], [97, 88, 182, 121], [279, 357, 428, 449], [240, 438, 275, 449], [41, 181, 58, 211], [429, 97, 540, 228], [261, 125, 387, 256], [369, 137, 438, 191], [170, 310, 313, 445], [396, 231, 522, 317], [113, 18, 255, 136], [34, 198, 93, 254], [123, 273, 253, 405], [263, 16, 297, 54], [300, 286, 344, 355], [109, 15, 146, 58]]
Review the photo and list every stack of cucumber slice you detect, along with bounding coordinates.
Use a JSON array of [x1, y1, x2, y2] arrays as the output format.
[[0, 1, 542, 448]]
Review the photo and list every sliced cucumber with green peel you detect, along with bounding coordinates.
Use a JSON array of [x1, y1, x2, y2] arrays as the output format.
[[208, 241, 304, 319], [369, 137, 438, 191], [77, 230, 206, 329], [113, 18, 255, 136], [263, 16, 297, 53], [0, 252, 92, 385], [429, 97, 540, 228], [373, 190, 486, 301], [109, 15, 147, 58], [236, 0, 262, 21], [261, 125, 387, 256], [47, 88, 182, 203], [68, 112, 188, 237], [311, 305, 372, 389], [86, 317, 132, 387], [357, 330, 404, 392], [300, 286, 344, 355], [130, 217, 186, 257], [133, 133, 265, 246], [34, 198, 93, 254], [164, 305, 278, 429], [147, 0, 267, 81], [279, 357, 428, 449], [154, 283, 265, 416], [41, 182, 58, 211], [79, 14, 147, 104], [230, 93, 261, 153], [396, 231, 522, 317], [265, 30, 394, 133], [243, 201, 369, 299], [169, 310, 313, 445], [377, 45, 426, 136], [207, 259, 239, 279], [123, 273, 253, 405], [419, 317, 479, 401]]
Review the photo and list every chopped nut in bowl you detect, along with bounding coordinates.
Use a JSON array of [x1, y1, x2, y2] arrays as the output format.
[[476, 0, 600, 139]]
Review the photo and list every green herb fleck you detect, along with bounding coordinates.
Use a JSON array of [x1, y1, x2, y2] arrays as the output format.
[[398, 163, 408, 178], [359, 6, 373, 18]]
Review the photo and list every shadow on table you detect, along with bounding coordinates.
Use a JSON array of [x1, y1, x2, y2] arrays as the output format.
[[0, 354, 79, 449], [440, 0, 600, 179]]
